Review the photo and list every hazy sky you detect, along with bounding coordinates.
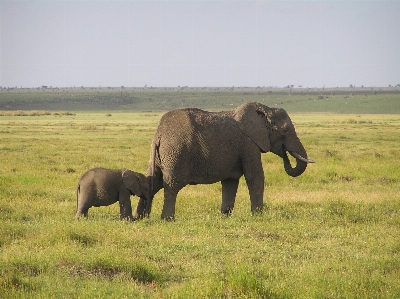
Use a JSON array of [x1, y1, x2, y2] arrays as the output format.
[[1, 0, 399, 88]]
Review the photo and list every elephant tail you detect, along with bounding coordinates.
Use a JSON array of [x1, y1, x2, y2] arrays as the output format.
[[149, 141, 156, 197], [149, 137, 160, 199]]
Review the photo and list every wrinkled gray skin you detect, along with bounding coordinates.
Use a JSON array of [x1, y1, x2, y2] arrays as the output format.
[[134, 102, 315, 220], [76, 168, 149, 221]]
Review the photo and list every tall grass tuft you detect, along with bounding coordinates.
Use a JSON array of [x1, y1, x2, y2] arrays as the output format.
[[223, 265, 280, 298]]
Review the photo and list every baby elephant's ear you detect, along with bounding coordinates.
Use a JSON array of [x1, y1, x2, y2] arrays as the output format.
[[122, 170, 141, 196]]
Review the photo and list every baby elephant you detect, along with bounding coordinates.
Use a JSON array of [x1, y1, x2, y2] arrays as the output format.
[[76, 168, 149, 221]]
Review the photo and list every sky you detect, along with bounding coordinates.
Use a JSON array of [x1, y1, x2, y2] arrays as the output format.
[[1, 0, 399, 88]]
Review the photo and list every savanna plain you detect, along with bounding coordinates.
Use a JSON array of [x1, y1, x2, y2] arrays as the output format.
[[0, 89, 399, 298]]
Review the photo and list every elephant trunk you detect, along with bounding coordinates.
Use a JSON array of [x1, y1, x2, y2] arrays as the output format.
[[282, 145, 315, 177]]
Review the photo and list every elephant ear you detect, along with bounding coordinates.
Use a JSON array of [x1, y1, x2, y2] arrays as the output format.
[[233, 102, 270, 153], [122, 169, 141, 196]]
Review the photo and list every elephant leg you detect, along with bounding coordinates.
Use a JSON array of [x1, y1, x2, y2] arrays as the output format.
[[119, 189, 133, 221], [161, 184, 179, 220], [243, 155, 264, 214], [221, 178, 239, 215]]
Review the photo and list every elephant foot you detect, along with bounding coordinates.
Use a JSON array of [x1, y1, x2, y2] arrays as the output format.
[[221, 206, 233, 216], [161, 215, 175, 221], [251, 206, 263, 215], [120, 215, 134, 222]]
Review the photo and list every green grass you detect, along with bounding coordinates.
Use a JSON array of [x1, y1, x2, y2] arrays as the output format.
[[1, 87, 400, 113], [1, 110, 399, 298]]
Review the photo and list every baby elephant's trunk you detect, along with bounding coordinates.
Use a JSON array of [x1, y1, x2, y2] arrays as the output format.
[[76, 184, 80, 212], [75, 184, 87, 219]]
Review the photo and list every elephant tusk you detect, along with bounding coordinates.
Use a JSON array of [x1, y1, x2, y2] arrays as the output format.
[[289, 151, 316, 163]]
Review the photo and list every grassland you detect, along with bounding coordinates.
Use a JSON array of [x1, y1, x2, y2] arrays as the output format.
[[0, 90, 400, 298], [1, 86, 400, 113]]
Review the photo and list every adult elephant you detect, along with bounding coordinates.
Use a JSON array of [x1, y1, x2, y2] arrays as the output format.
[[134, 102, 315, 220]]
